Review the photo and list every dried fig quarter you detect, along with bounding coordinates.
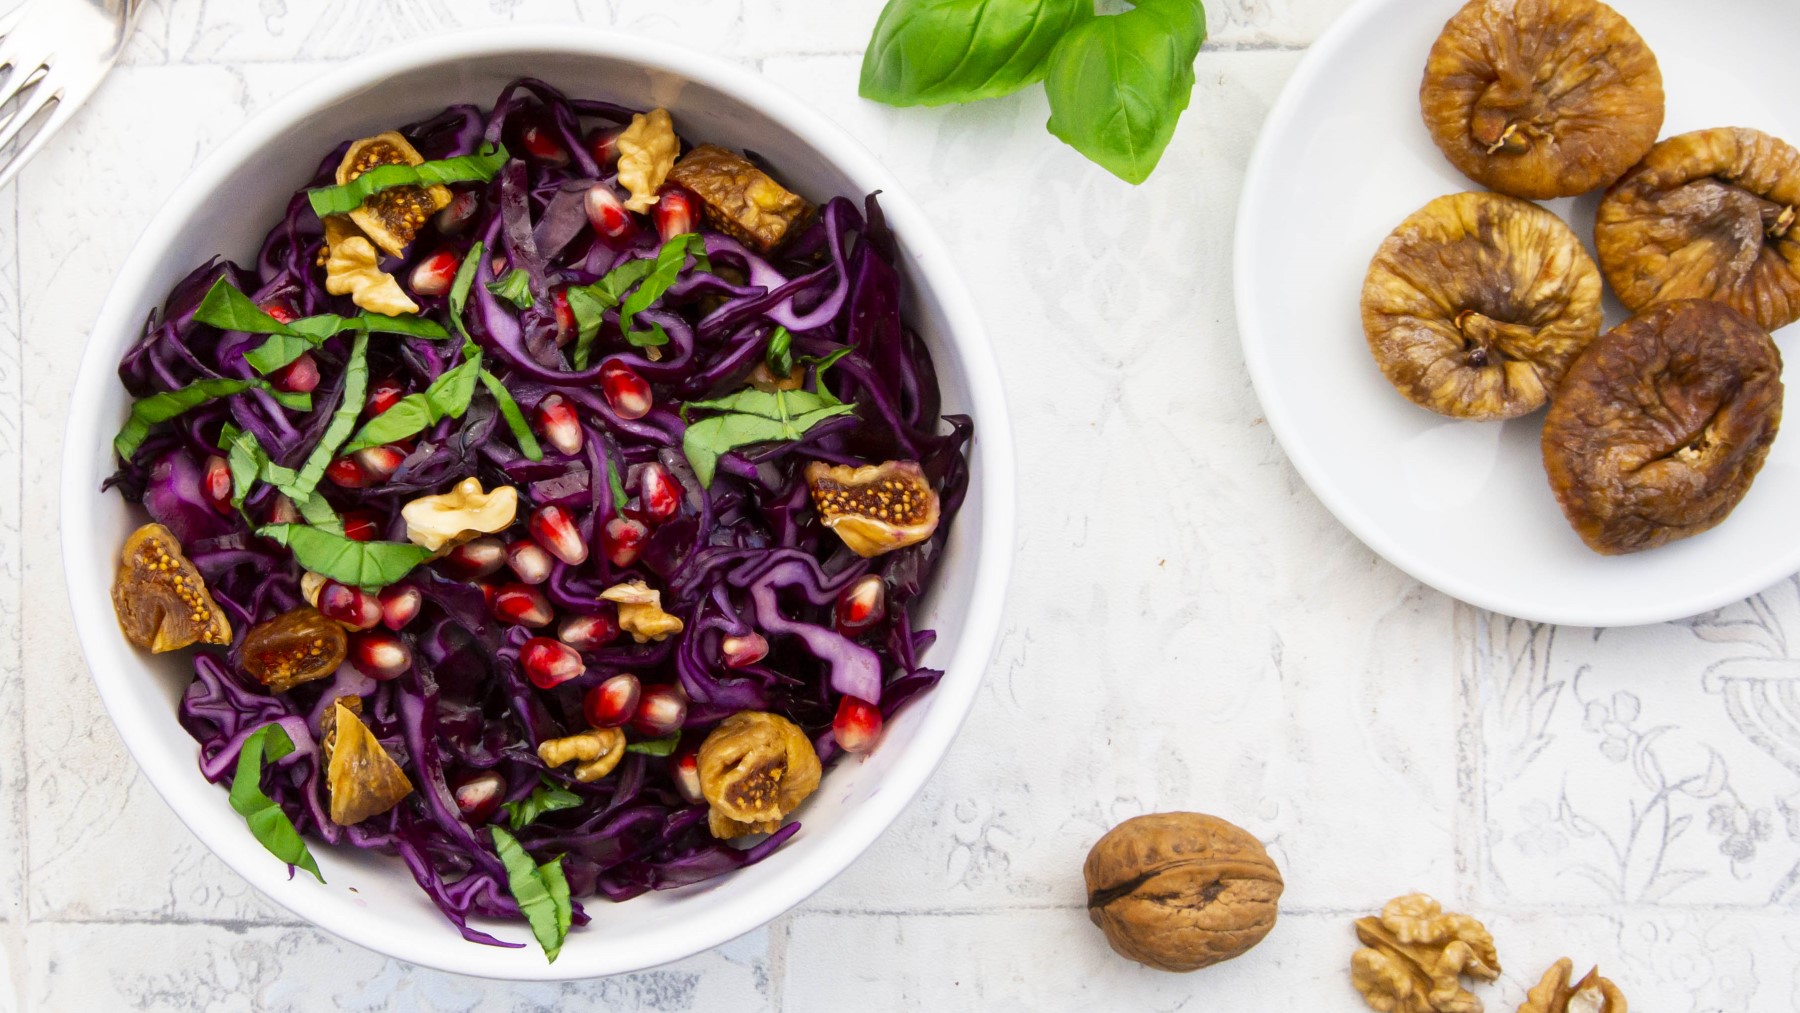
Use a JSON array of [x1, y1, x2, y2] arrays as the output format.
[[668, 144, 814, 253], [1421, 0, 1663, 199], [1596, 128, 1800, 333], [112, 523, 231, 653], [240, 606, 348, 694], [324, 697, 414, 826], [1543, 300, 1783, 555], [805, 460, 942, 557], [1363, 192, 1603, 420], [697, 711, 822, 840], [1083, 812, 1284, 973], [336, 132, 451, 258]]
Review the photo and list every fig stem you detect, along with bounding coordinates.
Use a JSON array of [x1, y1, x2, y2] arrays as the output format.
[[1770, 206, 1796, 240]]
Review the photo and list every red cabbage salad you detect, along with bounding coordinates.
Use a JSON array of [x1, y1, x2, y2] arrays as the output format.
[[102, 77, 970, 961]]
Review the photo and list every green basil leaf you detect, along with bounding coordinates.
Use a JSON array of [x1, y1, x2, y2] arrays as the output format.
[[1043, 0, 1206, 185], [623, 320, 670, 349], [680, 414, 791, 488], [491, 826, 572, 963], [114, 379, 312, 461], [448, 241, 485, 344], [680, 385, 858, 487], [766, 326, 794, 375], [607, 458, 628, 511], [342, 353, 482, 452], [625, 733, 680, 757], [306, 144, 509, 218], [295, 492, 343, 535], [567, 257, 659, 370], [502, 778, 584, 831], [195, 278, 292, 334], [256, 523, 433, 589], [480, 369, 544, 462], [244, 313, 449, 375], [618, 233, 707, 338], [487, 268, 534, 310], [291, 332, 371, 501], [228, 724, 324, 883], [860, 0, 1093, 107]]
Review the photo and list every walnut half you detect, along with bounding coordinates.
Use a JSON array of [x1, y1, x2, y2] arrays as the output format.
[[1518, 959, 1626, 1013], [1351, 894, 1500, 1013], [538, 727, 626, 782]]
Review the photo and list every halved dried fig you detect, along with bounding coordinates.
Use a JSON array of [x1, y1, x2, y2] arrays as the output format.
[[323, 696, 414, 826], [1421, 0, 1663, 199], [1543, 300, 1783, 555], [112, 523, 231, 653], [805, 460, 942, 557], [240, 606, 348, 694], [336, 132, 451, 258], [697, 711, 822, 840], [1596, 127, 1800, 332], [668, 144, 814, 253], [1362, 192, 1604, 420]]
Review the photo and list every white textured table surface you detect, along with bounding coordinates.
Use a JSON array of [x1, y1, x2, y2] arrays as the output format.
[[5, 0, 1799, 1009]]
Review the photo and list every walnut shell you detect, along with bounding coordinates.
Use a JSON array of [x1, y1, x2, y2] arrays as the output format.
[[1542, 300, 1783, 555], [1083, 812, 1284, 973], [1595, 127, 1800, 333], [1363, 192, 1604, 420], [1421, 0, 1663, 199]]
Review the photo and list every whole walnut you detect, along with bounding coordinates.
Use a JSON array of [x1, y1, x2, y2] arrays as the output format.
[[1083, 812, 1284, 973]]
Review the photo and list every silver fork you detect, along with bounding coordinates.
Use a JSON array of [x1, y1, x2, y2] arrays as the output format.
[[0, 0, 140, 191]]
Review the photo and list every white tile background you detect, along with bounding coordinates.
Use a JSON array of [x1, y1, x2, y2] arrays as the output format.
[[3, 0, 1797, 1009]]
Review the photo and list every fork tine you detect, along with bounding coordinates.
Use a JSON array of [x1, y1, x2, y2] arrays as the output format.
[[0, 89, 59, 190], [0, 60, 47, 128], [0, 78, 56, 158]]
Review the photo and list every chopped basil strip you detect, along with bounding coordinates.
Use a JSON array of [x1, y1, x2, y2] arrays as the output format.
[[681, 387, 856, 487], [501, 777, 583, 831], [618, 233, 708, 342], [217, 425, 340, 533], [290, 332, 370, 501], [802, 347, 854, 406], [342, 354, 482, 452], [565, 257, 658, 370], [193, 278, 448, 375], [256, 523, 433, 589], [114, 379, 311, 461], [229, 723, 324, 883], [486, 268, 534, 310], [766, 326, 794, 375], [448, 241, 484, 343], [491, 826, 572, 963], [624, 320, 670, 349], [305, 144, 509, 217], [625, 733, 680, 757], [606, 457, 628, 511], [479, 370, 544, 462]]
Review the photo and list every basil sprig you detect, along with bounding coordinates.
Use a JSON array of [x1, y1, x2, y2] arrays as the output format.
[[192, 278, 449, 375], [486, 268, 534, 310], [565, 233, 708, 369], [305, 144, 509, 217], [491, 826, 573, 963], [501, 777, 583, 831], [256, 522, 433, 589], [114, 379, 311, 461], [229, 723, 324, 883], [860, 0, 1092, 107], [681, 387, 857, 487]]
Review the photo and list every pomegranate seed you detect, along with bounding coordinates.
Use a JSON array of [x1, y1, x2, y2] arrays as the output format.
[[583, 184, 635, 242], [354, 445, 404, 482], [833, 696, 883, 754], [670, 749, 704, 803], [720, 632, 768, 669], [633, 462, 680, 523], [506, 540, 554, 585], [583, 673, 641, 728], [475, 581, 498, 608], [601, 362, 652, 420], [434, 190, 481, 235], [452, 770, 505, 824], [271, 352, 320, 394], [519, 121, 569, 166], [551, 288, 576, 347], [367, 378, 405, 416], [266, 494, 300, 525], [350, 630, 412, 680], [835, 575, 886, 635], [558, 612, 620, 650], [536, 394, 583, 455], [200, 455, 232, 514], [442, 536, 507, 580], [654, 186, 698, 242], [602, 516, 648, 567], [521, 636, 585, 689], [631, 683, 688, 737], [261, 302, 297, 325], [340, 509, 382, 542], [409, 250, 460, 297], [586, 127, 624, 168], [317, 580, 381, 630], [325, 457, 370, 489], [379, 585, 422, 630], [490, 582, 554, 628], [530, 505, 588, 566]]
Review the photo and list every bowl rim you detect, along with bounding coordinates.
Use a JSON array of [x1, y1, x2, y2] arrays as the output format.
[[59, 26, 1016, 980]]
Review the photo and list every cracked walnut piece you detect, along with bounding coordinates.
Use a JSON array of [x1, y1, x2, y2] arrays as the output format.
[[616, 108, 678, 213], [1518, 959, 1626, 1013], [1351, 894, 1500, 1013], [538, 727, 626, 782], [601, 580, 685, 642]]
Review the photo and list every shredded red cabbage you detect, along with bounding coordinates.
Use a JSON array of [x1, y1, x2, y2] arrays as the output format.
[[105, 77, 970, 945]]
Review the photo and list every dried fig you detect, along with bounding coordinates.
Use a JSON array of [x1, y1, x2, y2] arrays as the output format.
[[1083, 812, 1284, 973], [1596, 127, 1800, 333], [1421, 0, 1663, 199], [240, 606, 348, 693], [1363, 192, 1604, 420], [112, 523, 231, 653], [805, 460, 942, 557], [1542, 300, 1783, 555], [668, 144, 814, 253], [697, 711, 821, 840], [336, 132, 451, 258]]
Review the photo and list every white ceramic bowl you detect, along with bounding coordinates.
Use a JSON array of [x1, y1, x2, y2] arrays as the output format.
[[61, 29, 1014, 980]]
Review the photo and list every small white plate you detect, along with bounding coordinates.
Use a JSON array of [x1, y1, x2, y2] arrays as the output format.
[[1235, 0, 1800, 627]]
